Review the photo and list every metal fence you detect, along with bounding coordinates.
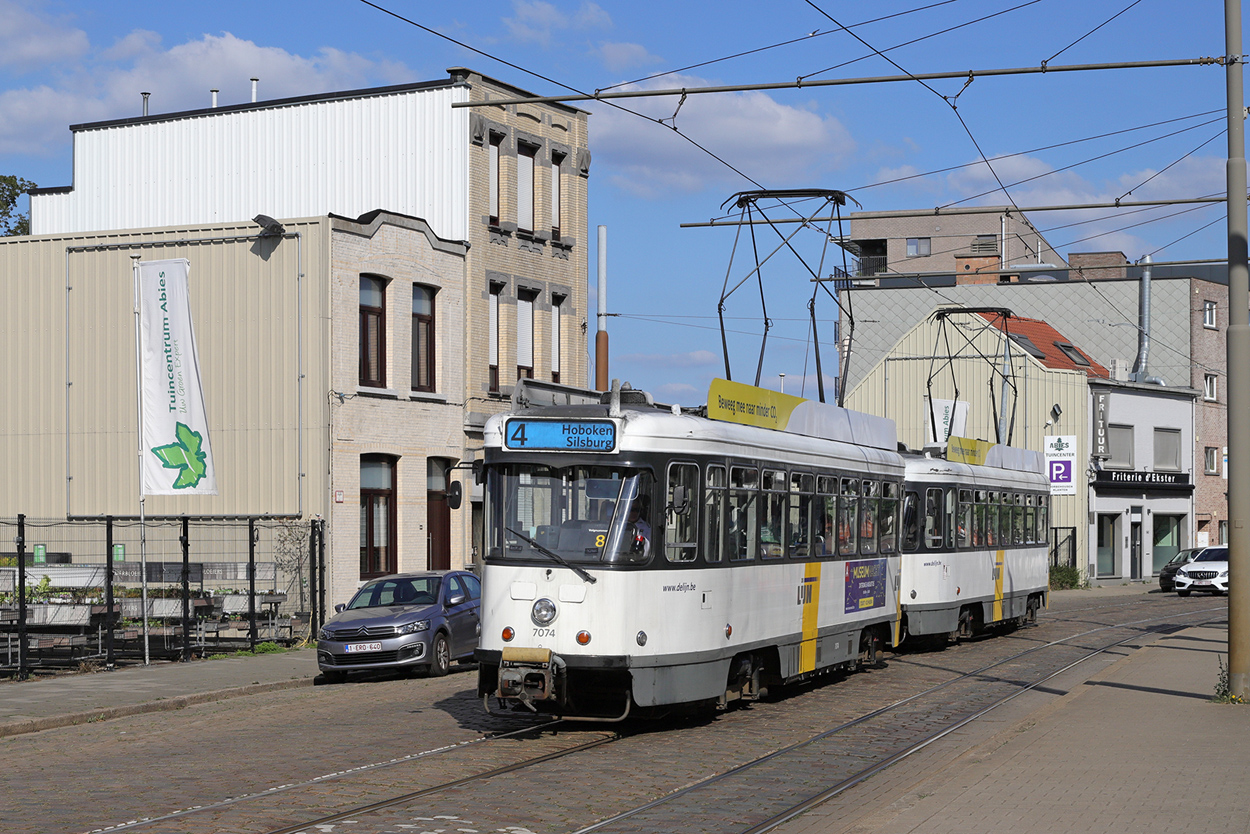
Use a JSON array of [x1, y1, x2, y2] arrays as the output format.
[[1050, 526, 1077, 569], [0, 515, 327, 678]]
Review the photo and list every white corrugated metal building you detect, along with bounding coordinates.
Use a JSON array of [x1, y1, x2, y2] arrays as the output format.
[[6, 68, 591, 606]]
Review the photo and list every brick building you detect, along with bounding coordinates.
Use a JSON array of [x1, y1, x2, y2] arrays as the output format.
[[4, 69, 590, 605]]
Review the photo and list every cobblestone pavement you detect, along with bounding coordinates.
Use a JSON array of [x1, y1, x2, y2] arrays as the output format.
[[5, 589, 1227, 834]]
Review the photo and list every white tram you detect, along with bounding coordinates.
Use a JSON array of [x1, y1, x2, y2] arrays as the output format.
[[898, 450, 1050, 640], [475, 384, 906, 719]]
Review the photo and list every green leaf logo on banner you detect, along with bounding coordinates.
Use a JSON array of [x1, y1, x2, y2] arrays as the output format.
[[151, 422, 209, 489]]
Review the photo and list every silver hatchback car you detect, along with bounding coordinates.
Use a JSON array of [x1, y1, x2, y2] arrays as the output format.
[[317, 570, 481, 683]]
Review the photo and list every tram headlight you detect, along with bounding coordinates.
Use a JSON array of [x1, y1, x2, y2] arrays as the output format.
[[636, 631, 647, 646], [531, 598, 557, 625]]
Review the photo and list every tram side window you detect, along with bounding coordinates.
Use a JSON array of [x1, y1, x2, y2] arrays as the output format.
[[973, 490, 988, 548], [985, 492, 999, 547], [879, 482, 899, 553], [956, 489, 973, 549], [789, 473, 814, 559], [665, 462, 699, 563], [1037, 497, 1049, 544], [729, 466, 758, 561], [902, 490, 921, 552], [704, 465, 726, 563], [860, 480, 880, 555], [1012, 493, 1025, 545], [838, 478, 860, 557], [1024, 495, 1036, 545], [816, 476, 837, 557], [760, 469, 787, 559], [924, 488, 943, 549], [998, 492, 1012, 546]]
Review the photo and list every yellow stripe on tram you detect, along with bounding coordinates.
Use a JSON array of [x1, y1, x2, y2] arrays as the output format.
[[993, 549, 1005, 623], [799, 562, 821, 673]]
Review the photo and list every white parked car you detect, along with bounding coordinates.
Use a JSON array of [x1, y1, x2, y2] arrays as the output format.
[[1174, 546, 1228, 596]]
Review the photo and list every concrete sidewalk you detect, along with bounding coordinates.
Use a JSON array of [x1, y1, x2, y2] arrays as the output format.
[[0, 647, 317, 737], [789, 617, 1248, 834]]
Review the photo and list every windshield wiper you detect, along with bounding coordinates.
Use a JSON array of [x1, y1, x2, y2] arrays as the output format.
[[505, 526, 597, 584]]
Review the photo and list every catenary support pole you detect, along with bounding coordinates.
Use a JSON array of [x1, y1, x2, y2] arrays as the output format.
[[595, 225, 609, 391], [308, 517, 318, 638], [1225, 0, 1249, 700]]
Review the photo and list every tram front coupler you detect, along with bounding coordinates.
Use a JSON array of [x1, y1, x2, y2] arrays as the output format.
[[495, 647, 565, 710]]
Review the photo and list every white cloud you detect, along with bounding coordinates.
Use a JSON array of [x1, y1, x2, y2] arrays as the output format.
[[0, 30, 415, 158], [504, 1, 611, 47], [593, 75, 854, 198], [0, 0, 90, 71], [595, 42, 662, 73]]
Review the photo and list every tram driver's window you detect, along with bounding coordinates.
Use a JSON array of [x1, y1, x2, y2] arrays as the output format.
[[704, 465, 726, 563], [924, 488, 943, 549], [665, 463, 699, 563], [728, 466, 759, 561], [901, 490, 920, 552]]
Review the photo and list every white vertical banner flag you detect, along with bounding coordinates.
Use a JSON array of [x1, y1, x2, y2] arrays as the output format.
[[136, 258, 217, 495]]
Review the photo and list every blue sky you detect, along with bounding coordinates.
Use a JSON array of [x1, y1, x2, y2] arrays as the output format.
[[0, 0, 1240, 403]]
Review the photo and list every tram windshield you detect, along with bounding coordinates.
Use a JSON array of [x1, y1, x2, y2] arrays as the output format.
[[485, 463, 655, 565]]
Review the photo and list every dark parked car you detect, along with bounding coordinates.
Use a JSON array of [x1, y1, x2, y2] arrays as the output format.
[[1158, 547, 1204, 592], [317, 570, 481, 683]]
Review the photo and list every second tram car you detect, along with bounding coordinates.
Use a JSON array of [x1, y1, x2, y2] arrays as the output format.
[[899, 450, 1050, 641]]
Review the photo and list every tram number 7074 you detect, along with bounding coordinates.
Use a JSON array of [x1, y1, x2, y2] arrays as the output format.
[[533, 627, 556, 638]]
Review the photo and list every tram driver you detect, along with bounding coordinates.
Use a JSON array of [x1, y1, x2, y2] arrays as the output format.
[[627, 499, 652, 558]]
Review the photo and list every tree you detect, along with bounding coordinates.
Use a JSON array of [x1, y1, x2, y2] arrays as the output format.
[[1, 175, 36, 236]]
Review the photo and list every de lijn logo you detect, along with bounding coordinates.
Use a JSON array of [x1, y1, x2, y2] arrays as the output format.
[[151, 422, 209, 489]]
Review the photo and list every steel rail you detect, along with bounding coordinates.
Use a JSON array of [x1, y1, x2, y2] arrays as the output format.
[[570, 604, 1223, 834]]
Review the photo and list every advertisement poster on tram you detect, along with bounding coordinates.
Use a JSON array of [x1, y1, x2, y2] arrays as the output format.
[[844, 558, 887, 613]]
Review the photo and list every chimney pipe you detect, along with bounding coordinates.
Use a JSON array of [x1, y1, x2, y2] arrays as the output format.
[[251, 77, 258, 103], [211, 89, 218, 108], [1131, 254, 1166, 385], [595, 225, 609, 391], [141, 92, 150, 117]]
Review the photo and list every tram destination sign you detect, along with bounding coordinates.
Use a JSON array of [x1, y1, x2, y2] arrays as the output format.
[[504, 419, 617, 452]]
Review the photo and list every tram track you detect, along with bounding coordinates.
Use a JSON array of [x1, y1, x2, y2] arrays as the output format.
[[80, 598, 1223, 834]]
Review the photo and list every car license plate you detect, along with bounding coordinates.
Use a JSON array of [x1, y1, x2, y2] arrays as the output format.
[[345, 642, 382, 653], [1195, 580, 1211, 586]]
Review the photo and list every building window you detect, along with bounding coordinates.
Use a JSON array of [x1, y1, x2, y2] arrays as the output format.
[[488, 283, 503, 393], [906, 237, 931, 257], [1153, 428, 1181, 471], [1107, 424, 1134, 469], [488, 133, 502, 225], [360, 275, 386, 387], [1205, 446, 1220, 475], [1204, 299, 1218, 329], [517, 289, 536, 380], [1053, 341, 1090, 367], [361, 455, 397, 577], [1204, 373, 1218, 401], [412, 285, 436, 392], [551, 151, 565, 241], [550, 293, 564, 383], [517, 141, 538, 233]]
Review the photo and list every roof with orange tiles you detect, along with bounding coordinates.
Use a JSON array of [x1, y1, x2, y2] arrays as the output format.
[[977, 312, 1110, 379]]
